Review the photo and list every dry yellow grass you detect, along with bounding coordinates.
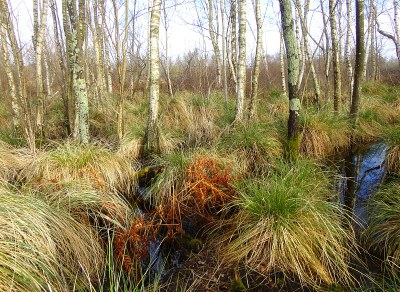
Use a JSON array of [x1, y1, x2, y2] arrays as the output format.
[[0, 141, 32, 181], [0, 184, 104, 291], [387, 146, 400, 175], [300, 112, 351, 159], [20, 142, 138, 196]]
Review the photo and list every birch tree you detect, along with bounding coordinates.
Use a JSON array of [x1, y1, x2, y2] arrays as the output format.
[[65, 0, 89, 144], [350, 0, 365, 119], [234, 0, 246, 122], [89, 0, 106, 104], [248, 0, 261, 120], [294, 0, 321, 104], [33, 0, 49, 137], [207, 0, 222, 85], [111, 0, 129, 140], [144, 0, 162, 155], [161, 0, 174, 97], [0, 24, 20, 130], [220, 0, 228, 105], [280, 31, 287, 97], [376, 0, 400, 67], [230, 0, 237, 82], [345, 0, 354, 99], [363, 3, 373, 80], [280, 0, 300, 160], [320, 0, 331, 99], [0, 0, 35, 152], [370, 0, 378, 80], [330, 0, 341, 111]]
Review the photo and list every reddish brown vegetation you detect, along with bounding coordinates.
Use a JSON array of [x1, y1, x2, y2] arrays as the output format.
[[113, 216, 160, 278], [183, 156, 236, 219]]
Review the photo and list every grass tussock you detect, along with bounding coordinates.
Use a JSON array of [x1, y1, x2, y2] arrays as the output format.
[[218, 122, 283, 175], [355, 94, 400, 142], [384, 126, 400, 175], [0, 141, 32, 181], [0, 185, 104, 291], [20, 142, 138, 195], [366, 180, 400, 270], [300, 110, 352, 159], [217, 159, 355, 288], [145, 150, 241, 238]]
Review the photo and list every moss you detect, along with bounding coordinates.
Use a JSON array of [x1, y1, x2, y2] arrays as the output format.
[[177, 235, 203, 253], [286, 133, 300, 162]]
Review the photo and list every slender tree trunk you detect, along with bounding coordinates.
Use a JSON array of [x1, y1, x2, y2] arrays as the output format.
[[230, 0, 237, 82], [220, 0, 228, 105], [370, 0, 378, 80], [113, 0, 129, 140], [0, 25, 21, 129], [162, 0, 173, 98], [330, 0, 341, 112], [395, 0, 400, 66], [294, 0, 321, 104], [0, 0, 35, 152], [350, 0, 365, 120], [234, 0, 246, 122], [280, 0, 300, 160], [363, 4, 372, 80], [91, 0, 105, 103], [34, 0, 49, 138], [321, 0, 331, 100], [208, 0, 222, 86], [100, 0, 112, 94], [280, 31, 287, 97], [345, 0, 354, 100], [143, 0, 162, 155], [295, 7, 305, 90], [66, 0, 89, 144], [248, 0, 261, 120], [56, 0, 71, 135]]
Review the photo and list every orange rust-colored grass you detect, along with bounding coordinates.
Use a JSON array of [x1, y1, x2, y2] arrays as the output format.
[[148, 156, 237, 240], [182, 156, 236, 220], [113, 216, 160, 278]]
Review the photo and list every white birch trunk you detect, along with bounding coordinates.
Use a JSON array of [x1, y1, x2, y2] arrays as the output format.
[[280, 31, 287, 97], [248, 0, 261, 120], [0, 0, 35, 152], [144, 0, 161, 154], [234, 0, 246, 122], [208, 0, 222, 85], [34, 0, 49, 137], [345, 0, 354, 99], [330, 0, 341, 111], [0, 25, 21, 129], [220, 0, 228, 105]]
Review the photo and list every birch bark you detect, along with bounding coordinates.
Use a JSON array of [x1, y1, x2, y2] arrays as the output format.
[[280, 0, 300, 160], [144, 0, 162, 155], [234, 0, 246, 122]]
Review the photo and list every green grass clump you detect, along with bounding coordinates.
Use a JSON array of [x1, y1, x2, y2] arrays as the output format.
[[0, 185, 104, 291], [218, 122, 283, 175], [20, 142, 138, 195], [218, 159, 355, 288], [366, 180, 400, 270], [355, 95, 400, 141]]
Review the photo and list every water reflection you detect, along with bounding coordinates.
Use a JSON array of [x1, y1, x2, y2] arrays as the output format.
[[337, 143, 388, 230]]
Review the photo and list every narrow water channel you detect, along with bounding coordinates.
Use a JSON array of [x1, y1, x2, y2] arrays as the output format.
[[337, 142, 388, 230]]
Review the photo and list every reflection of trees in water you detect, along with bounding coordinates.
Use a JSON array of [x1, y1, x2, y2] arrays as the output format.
[[340, 143, 388, 230]]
